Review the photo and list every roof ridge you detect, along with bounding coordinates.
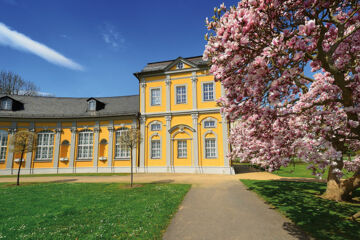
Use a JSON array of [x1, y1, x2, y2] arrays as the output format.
[[0, 94, 139, 99], [147, 55, 203, 64]]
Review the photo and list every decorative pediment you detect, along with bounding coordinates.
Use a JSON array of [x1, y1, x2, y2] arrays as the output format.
[[164, 57, 198, 72]]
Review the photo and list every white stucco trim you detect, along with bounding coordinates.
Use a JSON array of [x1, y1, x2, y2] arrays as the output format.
[[202, 130, 218, 159]]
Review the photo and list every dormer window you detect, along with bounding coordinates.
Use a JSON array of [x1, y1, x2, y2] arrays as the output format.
[[1, 98, 12, 110], [86, 97, 105, 112], [176, 62, 184, 69], [88, 100, 96, 111]]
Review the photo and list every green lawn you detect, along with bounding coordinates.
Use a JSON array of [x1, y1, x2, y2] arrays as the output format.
[[0, 173, 129, 178], [241, 180, 360, 240], [0, 182, 190, 239], [273, 163, 353, 179]]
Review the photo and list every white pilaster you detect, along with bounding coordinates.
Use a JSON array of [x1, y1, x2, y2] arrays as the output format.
[[25, 123, 35, 170], [107, 121, 114, 169], [192, 113, 199, 168], [165, 75, 171, 112], [192, 72, 198, 110], [93, 121, 100, 168], [165, 115, 171, 170], [222, 114, 230, 167], [140, 80, 146, 114], [52, 123, 62, 169], [191, 113, 199, 167], [69, 122, 77, 170], [139, 116, 146, 168]]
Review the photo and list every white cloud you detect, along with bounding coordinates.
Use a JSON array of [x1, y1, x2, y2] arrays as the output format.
[[0, 22, 84, 71], [100, 23, 125, 50]]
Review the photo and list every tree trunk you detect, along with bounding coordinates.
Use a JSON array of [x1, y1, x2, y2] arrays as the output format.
[[17, 150, 25, 186], [130, 147, 133, 188], [322, 166, 360, 201]]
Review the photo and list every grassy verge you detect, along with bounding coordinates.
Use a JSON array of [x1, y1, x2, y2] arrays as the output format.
[[0, 173, 129, 178], [241, 180, 360, 240], [0, 182, 190, 239], [273, 163, 352, 179]]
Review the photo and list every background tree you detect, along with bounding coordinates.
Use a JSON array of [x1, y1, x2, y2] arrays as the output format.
[[204, 0, 360, 202], [9, 130, 36, 186], [118, 128, 141, 187], [0, 70, 39, 96]]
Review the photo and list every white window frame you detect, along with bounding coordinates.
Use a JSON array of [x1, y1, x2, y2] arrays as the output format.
[[150, 87, 161, 106], [203, 130, 218, 159], [0, 130, 8, 162], [35, 131, 54, 161], [115, 128, 130, 159], [88, 100, 96, 111], [204, 120, 216, 128], [201, 117, 217, 129], [150, 123, 161, 131], [177, 140, 187, 158], [205, 138, 216, 159], [202, 82, 215, 102], [77, 130, 93, 160], [151, 139, 161, 159], [175, 85, 187, 104], [1, 99, 12, 110]]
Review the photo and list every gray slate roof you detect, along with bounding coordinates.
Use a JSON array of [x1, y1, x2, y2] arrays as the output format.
[[0, 94, 139, 119], [139, 56, 209, 73]]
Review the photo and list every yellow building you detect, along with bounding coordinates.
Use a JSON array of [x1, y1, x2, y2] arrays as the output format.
[[0, 56, 234, 175]]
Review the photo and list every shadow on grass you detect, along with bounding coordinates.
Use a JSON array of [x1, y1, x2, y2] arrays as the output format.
[[150, 179, 175, 184], [282, 222, 311, 240], [1, 179, 78, 187], [242, 180, 360, 240]]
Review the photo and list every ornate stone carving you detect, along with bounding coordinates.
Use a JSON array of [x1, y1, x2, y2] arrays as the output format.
[[70, 127, 77, 133], [191, 113, 199, 120], [140, 82, 147, 88], [140, 116, 146, 124], [165, 115, 172, 122]]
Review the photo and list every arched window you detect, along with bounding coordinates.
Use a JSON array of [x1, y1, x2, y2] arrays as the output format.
[[77, 130, 93, 159], [0, 130, 8, 161], [203, 130, 218, 159], [115, 128, 130, 158], [205, 138, 216, 158], [35, 130, 54, 160]]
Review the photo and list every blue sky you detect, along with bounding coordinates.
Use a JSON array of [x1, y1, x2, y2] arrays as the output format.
[[0, 0, 237, 97]]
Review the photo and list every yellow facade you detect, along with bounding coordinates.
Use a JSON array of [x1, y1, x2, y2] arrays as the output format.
[[137, 57, 232, 174], [0, 56, 233, 175]]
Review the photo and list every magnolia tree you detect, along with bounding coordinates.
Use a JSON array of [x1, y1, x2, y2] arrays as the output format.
[[204, 0, 360, 202]]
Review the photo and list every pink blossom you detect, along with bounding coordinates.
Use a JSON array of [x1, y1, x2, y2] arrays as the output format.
[[204, 0, 360, 178]]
